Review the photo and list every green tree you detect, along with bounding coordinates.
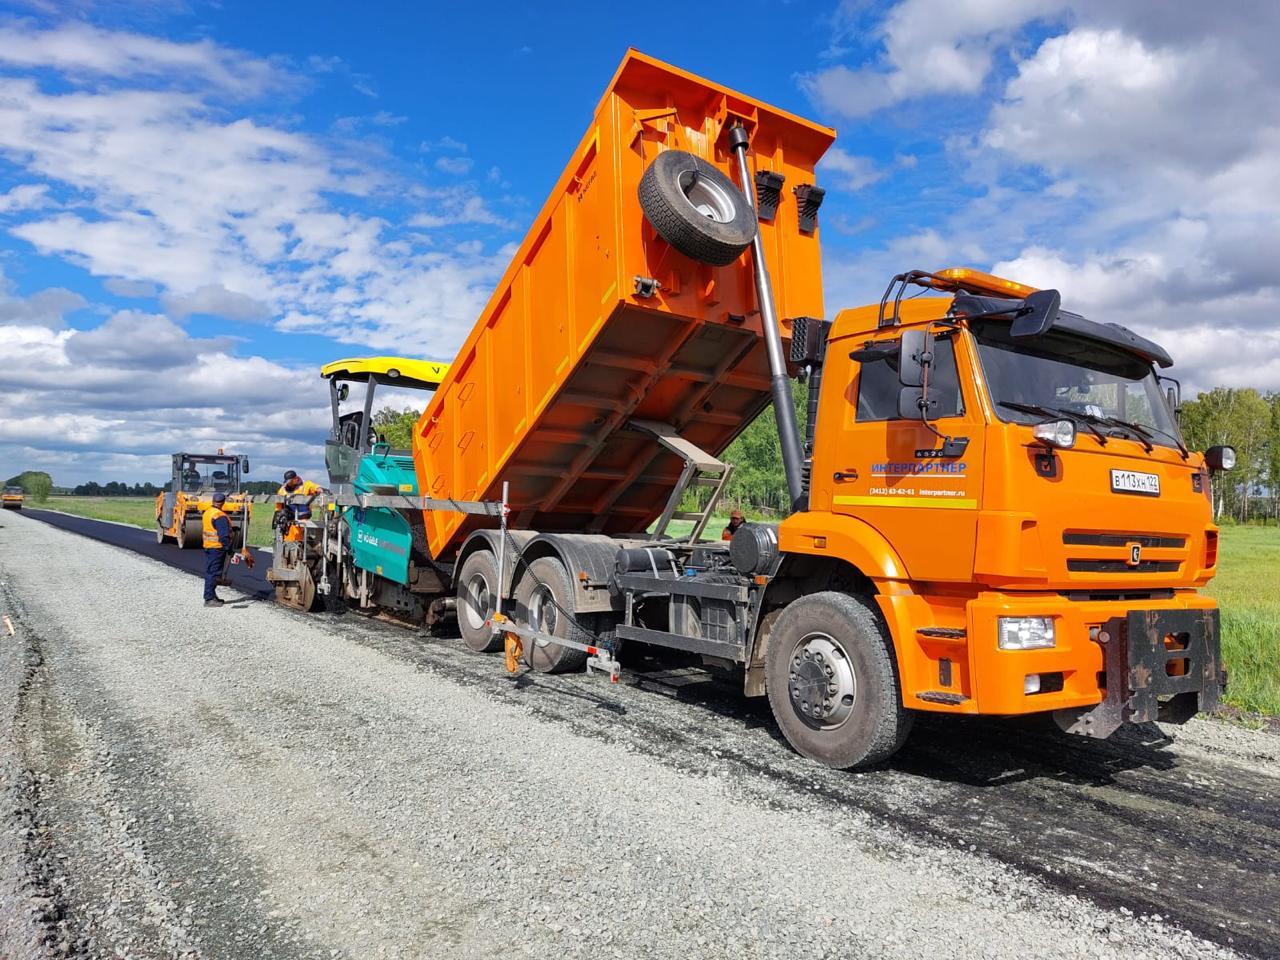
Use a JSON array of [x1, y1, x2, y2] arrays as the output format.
[[5, 470, 53, 503], [1181, 387, 1272, 522], [371, 407, 421, 451]]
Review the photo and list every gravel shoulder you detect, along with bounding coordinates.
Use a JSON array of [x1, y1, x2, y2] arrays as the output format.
[[0, 510, 1272, 959]]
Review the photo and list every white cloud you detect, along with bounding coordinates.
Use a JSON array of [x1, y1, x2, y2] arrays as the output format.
[[435, 155, 473, 176], [0, 310, 332, 485], [103, 277, 158, 298], [819, 148, 886, 191], [0, 21, 284, 97], [801, 0, 1059, 118], [0, 23, 520, 483], [0, 268, 87, 328], [808, 1, 1280, 394], [0, 183, 48, 213], [0, 23, 513, 359], [161, 283, 272, 323]]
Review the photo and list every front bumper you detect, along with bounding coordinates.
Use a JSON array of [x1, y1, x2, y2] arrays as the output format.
[[1056, 607, 1224, 737], [961, 591, 1223, 728]]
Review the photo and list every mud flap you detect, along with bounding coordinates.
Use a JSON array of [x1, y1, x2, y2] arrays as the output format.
[[1055, 608, 1224, 739]]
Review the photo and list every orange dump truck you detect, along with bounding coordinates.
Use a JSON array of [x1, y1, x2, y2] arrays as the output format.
[[303, 50, 1232, 769]]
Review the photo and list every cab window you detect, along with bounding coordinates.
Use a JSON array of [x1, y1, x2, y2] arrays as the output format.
[[856, 334, 964, 422]]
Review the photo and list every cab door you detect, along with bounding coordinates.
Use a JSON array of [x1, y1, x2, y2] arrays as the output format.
[[823, 326, 985, 583]]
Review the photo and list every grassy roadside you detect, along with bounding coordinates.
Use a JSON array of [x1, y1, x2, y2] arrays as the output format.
[[1205, 525, 1280, 716], [28, 498, 1280, 715]]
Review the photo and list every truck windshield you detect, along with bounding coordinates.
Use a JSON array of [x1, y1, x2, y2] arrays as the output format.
[[969, 318, 1183, 449]]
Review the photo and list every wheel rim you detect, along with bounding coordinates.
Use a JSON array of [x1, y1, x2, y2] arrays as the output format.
[[678, 169, 736, 224], [527, 584, 558, 647], [788, 632, 857, 730], [461, 571, 492, 631]]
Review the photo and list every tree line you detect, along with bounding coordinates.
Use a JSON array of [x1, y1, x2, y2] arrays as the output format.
[[1180, 388, 1280, 523]]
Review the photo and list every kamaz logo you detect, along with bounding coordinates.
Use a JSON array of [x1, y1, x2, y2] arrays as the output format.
[[1127, 543, 1143, 566]]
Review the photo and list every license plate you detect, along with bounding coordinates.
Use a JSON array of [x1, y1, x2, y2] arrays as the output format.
[[1111, 469, 1160, 496]]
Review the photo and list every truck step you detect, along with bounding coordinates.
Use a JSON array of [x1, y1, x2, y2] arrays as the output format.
[[917, 627, 967, 640], [916, 690, 969, 706]]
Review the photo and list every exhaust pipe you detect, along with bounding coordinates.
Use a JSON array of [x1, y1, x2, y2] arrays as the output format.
[[729, 124, 805, 507]]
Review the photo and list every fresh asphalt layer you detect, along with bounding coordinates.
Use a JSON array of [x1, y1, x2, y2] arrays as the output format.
[[10, 507, 1280, 957], [21, 508, 272, 599]]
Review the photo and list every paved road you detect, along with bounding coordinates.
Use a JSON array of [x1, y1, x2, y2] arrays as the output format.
[[8, 508, 1280, 958], [22, 508, 272, 599]]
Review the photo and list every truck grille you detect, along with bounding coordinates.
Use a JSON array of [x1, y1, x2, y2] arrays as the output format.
[[1062, 530, 1186, 576], [1066, 559, 1180, 574], [1062, 532, 1186, 549]]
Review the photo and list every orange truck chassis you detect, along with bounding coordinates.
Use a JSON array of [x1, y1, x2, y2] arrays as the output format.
[[293, 52, 1230, 770]]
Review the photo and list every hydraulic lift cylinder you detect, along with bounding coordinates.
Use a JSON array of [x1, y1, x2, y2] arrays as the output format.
[[729, 124, 806, 506]]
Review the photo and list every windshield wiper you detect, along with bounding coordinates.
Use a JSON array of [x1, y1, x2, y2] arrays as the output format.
[[1095, 414, 1189, 459], [997, 401, 1109, 446]]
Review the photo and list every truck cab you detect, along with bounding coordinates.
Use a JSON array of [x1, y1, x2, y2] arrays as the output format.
[[2, 485, 23, 509], [783, 267, 1230, 743]]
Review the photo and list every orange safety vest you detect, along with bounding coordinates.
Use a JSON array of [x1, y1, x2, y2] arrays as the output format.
[[202, 507, 229, 549], [276, 479, 320, 517]]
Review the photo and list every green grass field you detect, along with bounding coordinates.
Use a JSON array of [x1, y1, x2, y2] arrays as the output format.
[[1205, 526, 1280, 716], [28, 498, 1280, 715]]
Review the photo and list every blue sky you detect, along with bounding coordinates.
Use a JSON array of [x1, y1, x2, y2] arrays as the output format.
[[1, 0, 1277, 485]]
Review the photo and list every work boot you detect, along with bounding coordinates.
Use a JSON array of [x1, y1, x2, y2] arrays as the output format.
[[204, 598, 225, 607]]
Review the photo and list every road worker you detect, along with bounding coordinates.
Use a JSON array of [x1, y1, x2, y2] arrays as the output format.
[[202, 492, 233, 607], [275, 469, 322, 541], [722, 508, 746, 541]]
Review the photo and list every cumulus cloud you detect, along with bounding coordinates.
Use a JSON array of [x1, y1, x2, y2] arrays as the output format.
[[0, 309, 330, 485], [103, 277, 158, 298], [801, 0, 1059, 118], [0, 22, 512, 360], [808, 0, 1280, 393], [0, 23, 515, 484], [0, 21, 286, 97], [0, 273, 87, 329], [161, 284, 273, 323]]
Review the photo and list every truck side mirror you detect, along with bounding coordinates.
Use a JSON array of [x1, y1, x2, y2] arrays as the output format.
[[1009, 289, 1061, 338], [898, 329, 930, 387], [336, 383, 350, 403], [1204, 445, 1236, 472], [241, 456, 250, 474]]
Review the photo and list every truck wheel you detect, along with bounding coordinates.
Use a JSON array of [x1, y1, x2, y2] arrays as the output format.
[[764, 592, 913, 769], [513, 557, 591, 673], [638, 149, 757, 267], [457, 550, 502, 653]]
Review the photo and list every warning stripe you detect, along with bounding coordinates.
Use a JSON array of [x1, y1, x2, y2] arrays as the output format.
[[834, 495, 977, 510]]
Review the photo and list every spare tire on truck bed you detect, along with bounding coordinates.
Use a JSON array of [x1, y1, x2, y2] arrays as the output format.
[[638, 149, 757, 266]]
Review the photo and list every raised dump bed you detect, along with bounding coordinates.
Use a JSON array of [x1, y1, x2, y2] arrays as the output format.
[[413, 50, 835, 559]]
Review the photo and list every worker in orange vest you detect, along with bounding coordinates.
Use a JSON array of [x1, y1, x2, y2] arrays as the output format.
[[722, 508, 746, 541], [274, 470, 323, 543], [202, 492, 234, 607]]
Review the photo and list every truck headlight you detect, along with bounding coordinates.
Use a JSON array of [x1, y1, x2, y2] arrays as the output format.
[[998, 616, 1056, 650], [1032, 419, 1076, 448]]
